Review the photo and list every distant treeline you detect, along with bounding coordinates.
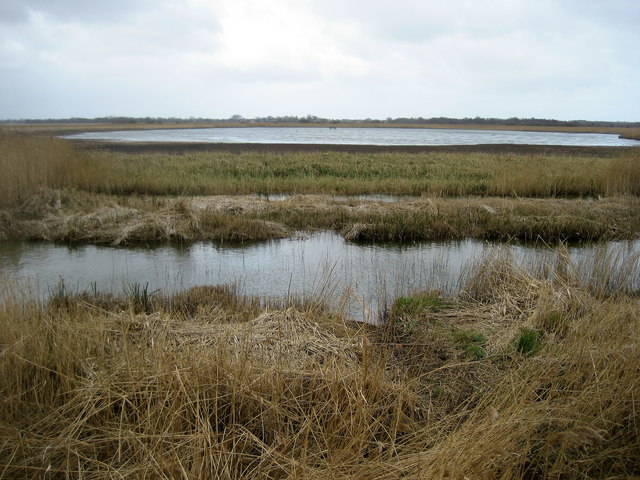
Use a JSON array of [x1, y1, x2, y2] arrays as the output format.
[[2, 115, 639, 128]]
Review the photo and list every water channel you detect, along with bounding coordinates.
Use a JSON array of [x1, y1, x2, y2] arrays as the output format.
[[63, 127, 640, 147], [2, 232, 638, 322]]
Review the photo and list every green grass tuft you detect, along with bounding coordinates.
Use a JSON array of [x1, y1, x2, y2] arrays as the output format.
[[515, 328, 543, 355]]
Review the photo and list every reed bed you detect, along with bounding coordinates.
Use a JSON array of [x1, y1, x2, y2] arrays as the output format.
[[0, 133, 86, 207], [3, 190, 639, 244], [5, 129, 634, 199], [1, 132, 639, 243], [0, 132, 640, 245], [74, 148, 640, 198], [1, 249, 638, 479]]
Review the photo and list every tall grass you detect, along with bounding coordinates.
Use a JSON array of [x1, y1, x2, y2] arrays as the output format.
[[0, 133, 88, 207], [77, 148, 640, 198], [602, 155, 640, 195], [1, 251, 638, 478], [1, 132, 638, 201], [1, 133, 639, 244], [487, 155, 603, 197]]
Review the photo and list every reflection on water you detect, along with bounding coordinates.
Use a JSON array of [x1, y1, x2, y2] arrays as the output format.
[[63, 127, 640, 147], [1, 232, 639, 321], [251, 193, 407, 203]]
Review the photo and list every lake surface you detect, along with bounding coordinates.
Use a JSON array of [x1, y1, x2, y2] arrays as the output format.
[[2, 233, 638, 322], [63, 127, 639, 147]]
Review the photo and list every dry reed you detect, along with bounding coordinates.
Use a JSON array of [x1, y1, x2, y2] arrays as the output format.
[[0, 133, 87, 207], [602, 156, 640, 195], [1, 250, 638, 478], [4, 191, 638, 244], [1, 132, 639, 244]]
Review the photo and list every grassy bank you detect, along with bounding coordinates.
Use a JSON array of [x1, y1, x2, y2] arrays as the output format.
[[0, 131, 639, 243], [1, 251, 638, 478]]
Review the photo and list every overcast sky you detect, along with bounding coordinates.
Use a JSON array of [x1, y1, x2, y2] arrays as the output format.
[[1, 0, 638, 121]]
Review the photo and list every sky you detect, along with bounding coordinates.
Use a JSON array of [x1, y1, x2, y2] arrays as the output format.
[[1, 0, 638, 121]]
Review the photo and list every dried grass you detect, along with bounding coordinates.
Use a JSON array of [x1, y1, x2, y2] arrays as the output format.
[[4, 190, 639, 244], [1, 251, 638, 478], [1, 133, 639, 244], [53, 141, 640, 198], [602, 155, 640, 195], [0, 133, 89, 207]]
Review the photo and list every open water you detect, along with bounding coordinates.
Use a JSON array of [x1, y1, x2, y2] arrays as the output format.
[[2, 233, 638, 322], [63, 127, 640, 146]]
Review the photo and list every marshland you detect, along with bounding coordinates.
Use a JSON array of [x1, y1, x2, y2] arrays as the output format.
[[1, 126, 639, 479]]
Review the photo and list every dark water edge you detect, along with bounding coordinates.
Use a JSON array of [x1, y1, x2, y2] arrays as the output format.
[[71, 140, 639, 157], [2, 232, 639, 322]]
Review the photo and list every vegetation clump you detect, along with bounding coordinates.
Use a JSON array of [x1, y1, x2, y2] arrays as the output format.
[[515, 327, 543, 355], [393, 293, 451, 315], [453, 329, 488, 359]]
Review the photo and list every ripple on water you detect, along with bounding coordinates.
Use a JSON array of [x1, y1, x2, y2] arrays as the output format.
[[63, 127, 640, 147], [1, 232, 639, 322]]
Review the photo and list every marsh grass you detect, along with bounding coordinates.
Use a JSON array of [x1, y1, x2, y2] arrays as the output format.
[[3, 128, 638, 477], [1, 132, 639, 243], [77, 148, 640, 198], [514, 327, 543, 355], [124, 281, 157, 313], [0, 133, 89, 207], [602, 155, 640, 195], [488, 155, 603, 197], [3, 190, 639, 244], [1, 249, 639, 478]]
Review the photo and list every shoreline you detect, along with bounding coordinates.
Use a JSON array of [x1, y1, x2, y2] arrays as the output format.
[[71, 139, 639, 156], [5, 120, 640, 137]]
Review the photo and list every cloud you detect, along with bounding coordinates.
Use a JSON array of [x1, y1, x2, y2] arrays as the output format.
[[0, 0, 156, 23], [0, 0, 638, 120], [168, 0, 368, 85]]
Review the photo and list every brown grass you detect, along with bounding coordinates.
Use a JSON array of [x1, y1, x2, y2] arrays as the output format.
[[2, 129, 632, 200], [1, 131, 639, 245], [0, 133, 87, 208], [1, 250, 638, 478], [0, 131, 640, 207], [602, 156, 640, 195], [3, 190, 639, 244], [73, 148, 640, 199]]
